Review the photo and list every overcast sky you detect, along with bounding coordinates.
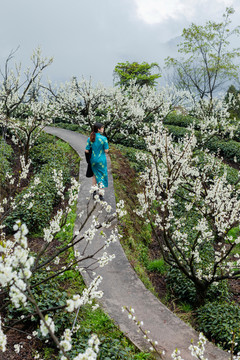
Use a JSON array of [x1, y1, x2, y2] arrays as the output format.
[[0, 0, 239, 86]]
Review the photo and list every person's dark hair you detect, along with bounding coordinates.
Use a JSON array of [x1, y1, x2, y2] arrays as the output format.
[[90, 122, 104, 142]]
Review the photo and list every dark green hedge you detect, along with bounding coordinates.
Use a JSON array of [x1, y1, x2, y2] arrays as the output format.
[[164, 113, 200, 129], [0, 138, 13, 186], [197, 301, 240, 353], [166, 268, 229, 306], [5, 133, 78, 233], [206, 137, 240, 163]]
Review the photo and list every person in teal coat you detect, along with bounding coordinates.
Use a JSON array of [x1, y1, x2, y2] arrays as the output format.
[[85, 123, 109, 197]]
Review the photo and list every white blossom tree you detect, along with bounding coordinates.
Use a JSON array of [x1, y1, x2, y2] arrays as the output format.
[[0, 170, 124, 358], [136, 119, 240, 306], [0, 47, 54, 162], [48, 78, 189, 143]]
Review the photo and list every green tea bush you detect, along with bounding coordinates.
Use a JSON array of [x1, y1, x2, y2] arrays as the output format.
[[53, 122, 83, 132], [197, 301, 240, 353], [30, 141, 74, 178], [165, 125, 191, 141], [0, 138, 13, 185], [113, 132, 146, 150], [166, 267, 229, 305], [207, 137, 240, 163], [5, 135, 77, 233], [34, 132, 56, 145], [115, 144, 146, 172], [5, 171, 59, 232], [164, 113, 200, 129]]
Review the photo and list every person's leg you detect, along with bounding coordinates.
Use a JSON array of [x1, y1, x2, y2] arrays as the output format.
[[98, 183, 105, 201], [92, 175, 97, 186], [92, 175, 97, 198]]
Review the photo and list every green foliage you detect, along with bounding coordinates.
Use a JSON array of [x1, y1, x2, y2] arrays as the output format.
[[66, 306, 153, 360], [147, 259, 168, 275], [165, 124, 191, 140], [115, 144, 146, 172], [113, 61, 161, 88], [5, 173, 58, 232], [112, 133, 146, 150], [164, 113, 200, 129], [5, 134, 79, 233], [207, 136, 240, 163], [30, 135, 78, 176], [166, 267, 230, 305], [0, 138, 13, 185], [52, 122, 84, 132], [197, 301, 240, 353]]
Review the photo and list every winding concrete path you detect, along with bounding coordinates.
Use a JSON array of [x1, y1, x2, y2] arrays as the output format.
[[44, 126, 229, 360]]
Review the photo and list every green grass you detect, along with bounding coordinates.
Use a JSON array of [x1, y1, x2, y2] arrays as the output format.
[[147, 259, 168, 275], [110, 145, 159, 296]]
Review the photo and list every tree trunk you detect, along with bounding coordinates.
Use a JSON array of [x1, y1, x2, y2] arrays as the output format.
[[194, 282, 209, 307]]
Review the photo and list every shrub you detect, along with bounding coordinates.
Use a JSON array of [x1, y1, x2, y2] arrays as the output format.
[[115, 144, 146, 172], [166, 267, 229, 305], [30, 142, 73, 177], [5, 172, 58, 232], [164, 113, 200, 129], [165, 125, 191, 141], [0, 138, 13, 185], [5, 135, 78, 233], [197, 301, 240, 353], [206, 137, 240, 163], [112, 133, 146, 150]]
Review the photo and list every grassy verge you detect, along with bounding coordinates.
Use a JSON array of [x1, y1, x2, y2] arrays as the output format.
[[109, 144, 159, 296]]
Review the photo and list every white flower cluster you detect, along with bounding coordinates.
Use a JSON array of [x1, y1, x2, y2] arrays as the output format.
[[188, 332, 207, 360], [48, 77, 189, 146], [67, 178, 80, 209], [171, 332, 230, 360], [19, 156, 31, 180], [135, 117, 240, 286], [0, 221, 34, 308], [66, 276, 103, 313], [122, 306, 164, 356], [52, 169, 65, 200], [104, 228, 119, 249], [60, 328, 72, 352], [43, 209, 63, 243], [193, 95, 238, 144], [97, 252, 115, 267], [71, 334, 100, 360], [116, 200, 127, 218], [40, 315, 55, 337], [0, 317, 7, 352]]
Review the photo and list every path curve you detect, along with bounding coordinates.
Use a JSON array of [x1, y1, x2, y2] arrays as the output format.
[[44, 126, 229, 360]]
